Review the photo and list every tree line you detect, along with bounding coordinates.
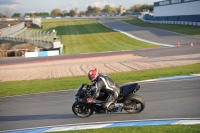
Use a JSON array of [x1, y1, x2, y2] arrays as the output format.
[[0, 4, 153, 18], [48, 5, 119, 17], [50, 4, 153, 17]]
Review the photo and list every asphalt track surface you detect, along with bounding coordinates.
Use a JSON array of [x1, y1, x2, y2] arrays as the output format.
[[0, 77, 200, 131], [99, 19, 200, 46], [1, 46, 200, 66]]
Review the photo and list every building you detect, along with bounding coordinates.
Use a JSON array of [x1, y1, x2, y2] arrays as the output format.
[[153, 0, 200, 22], [143, 0, 200, 22]]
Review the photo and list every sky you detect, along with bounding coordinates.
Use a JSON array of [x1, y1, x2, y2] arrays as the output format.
[[0, 0, 158, 14]]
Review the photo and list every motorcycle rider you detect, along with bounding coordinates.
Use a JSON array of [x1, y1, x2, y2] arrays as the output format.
[[87, 69, 123, 111]]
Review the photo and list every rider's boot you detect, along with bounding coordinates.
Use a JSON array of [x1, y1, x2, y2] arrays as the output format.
[[115, 103, 124, 112]]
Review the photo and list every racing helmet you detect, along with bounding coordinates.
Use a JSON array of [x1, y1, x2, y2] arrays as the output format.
[[88, 69, 99, 81]]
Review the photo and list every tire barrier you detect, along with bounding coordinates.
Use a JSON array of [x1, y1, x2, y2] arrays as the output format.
[[0, 49, 31, 57]]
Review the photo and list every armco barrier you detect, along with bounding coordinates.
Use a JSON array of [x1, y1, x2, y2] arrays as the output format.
[[25, 50, 59, 57], [138, 18, 200, 26]]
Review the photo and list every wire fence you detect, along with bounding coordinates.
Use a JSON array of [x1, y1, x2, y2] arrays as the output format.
[[0, 19, 57, 48], [1, 29, 57, 48], [17, 30, 57, 48]]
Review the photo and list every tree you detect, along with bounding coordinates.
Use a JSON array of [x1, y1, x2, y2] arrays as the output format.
[[24, 13, 31, 17], [111, 8, 117, 14], [24, 12, 49, 17], [51, 8, 61, 16], [130, 4, 142, 12], [79, 11, 86, 15], [130, 4, 153, 12], [12, 13, 21, 18], [115, 7, 120, 14], [62, 10, 68, 16], [147, 5, 153, 12], [93, 7, 101, 14], [86, 5, 93, 15], [41, 12, 50, 17], [69, 9, 77, 16], [102, 5, 113, 14]]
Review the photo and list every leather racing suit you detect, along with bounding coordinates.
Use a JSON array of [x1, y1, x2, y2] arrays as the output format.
[[92, 74, 121, 110]]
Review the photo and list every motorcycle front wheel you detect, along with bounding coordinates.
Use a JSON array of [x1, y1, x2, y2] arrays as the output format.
[[72, 102, 94, 118]]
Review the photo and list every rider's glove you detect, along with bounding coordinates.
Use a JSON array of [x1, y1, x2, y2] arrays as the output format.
[[86, 97, 93, 103]]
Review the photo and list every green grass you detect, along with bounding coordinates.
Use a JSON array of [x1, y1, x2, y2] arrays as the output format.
[[0, 63, 199, 98], [49, 124, 200, 133], [120, 17, 200, 37], [40, 18, 158, 54]]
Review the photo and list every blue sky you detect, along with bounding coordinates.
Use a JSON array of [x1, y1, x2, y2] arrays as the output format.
[[0, 0, 158, 14]]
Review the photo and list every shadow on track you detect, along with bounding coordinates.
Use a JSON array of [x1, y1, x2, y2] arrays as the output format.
[[0, 114, 76, 121]]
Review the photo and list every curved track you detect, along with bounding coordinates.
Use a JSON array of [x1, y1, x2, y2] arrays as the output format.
[[0, 77, 200, 131], [99, 19, 200, 46]]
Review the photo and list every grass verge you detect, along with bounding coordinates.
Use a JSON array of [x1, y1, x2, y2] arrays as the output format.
[[41, 19, 158, 54], [49, 124, 200, 133], [0, 63, 199, 98], [119, 17, 200, 37]]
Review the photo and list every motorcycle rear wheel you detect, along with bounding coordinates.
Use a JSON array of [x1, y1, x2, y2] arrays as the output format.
[[123, 94, 145, 113], [72, 102, 94, 118]]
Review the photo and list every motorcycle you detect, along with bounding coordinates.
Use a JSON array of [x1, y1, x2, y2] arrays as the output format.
[[72, 83, 145, 118]]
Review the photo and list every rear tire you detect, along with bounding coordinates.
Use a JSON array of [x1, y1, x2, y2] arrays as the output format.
[[123, 94, 145, 113], [72, 102, 93, 118]]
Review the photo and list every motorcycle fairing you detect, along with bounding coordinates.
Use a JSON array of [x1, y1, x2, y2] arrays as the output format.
[[120, 83, 139, 97]]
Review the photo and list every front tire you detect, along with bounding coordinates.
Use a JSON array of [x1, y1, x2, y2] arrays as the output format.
[[123, 94, 145, 113], [72, 102, 94, 118]]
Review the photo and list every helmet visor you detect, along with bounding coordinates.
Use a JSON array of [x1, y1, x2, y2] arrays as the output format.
[[89, 75, 95, 81]]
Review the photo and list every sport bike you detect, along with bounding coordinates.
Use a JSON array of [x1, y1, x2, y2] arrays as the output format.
[[72, 83, 145, 118]]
